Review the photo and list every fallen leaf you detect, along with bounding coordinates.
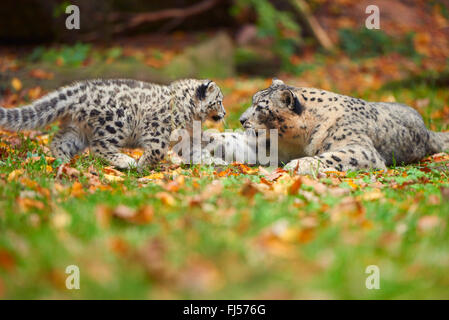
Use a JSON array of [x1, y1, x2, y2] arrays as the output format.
[[288, 178, 302, 195], [441, 187, 449, 201], [108, 237, 130, 257], [177, 258, 222, 293], [95, 205, 111, 228], [11, 78, 22, 91], [70, 182, 85, 198], [56, 164, 80, 179], [103, 166, 125, 177], [17, 197, 45, 211], [418, 215, 440, 232], [27, 86, 43, 100], [240, 180, 259, 199], [143, 172, 165, 180], [51, 211, 71, 229], [7, 169, 23, 182], [0, 249, 15, 271], [112, 205, 135, 219], [139, 238, 172, 282], [29, 69, 54, 80], [103, 173, 124, 183], [156, 192, 176, 206], [361, 188, 383, 201], [264, 168, 288, 181]]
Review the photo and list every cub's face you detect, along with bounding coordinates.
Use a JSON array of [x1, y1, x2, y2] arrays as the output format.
[[239, 79, 304, 138], [196, 80, 226, 122]]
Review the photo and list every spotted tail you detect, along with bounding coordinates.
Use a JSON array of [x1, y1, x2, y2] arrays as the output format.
[[429, 131, 449, 153], [0, 83, 85, 131]]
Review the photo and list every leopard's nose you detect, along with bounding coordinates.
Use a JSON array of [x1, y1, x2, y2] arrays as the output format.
[[239, 116, 247, 126]]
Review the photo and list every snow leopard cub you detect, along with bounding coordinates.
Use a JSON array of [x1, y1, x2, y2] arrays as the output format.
[[0, 79, 225, 169]]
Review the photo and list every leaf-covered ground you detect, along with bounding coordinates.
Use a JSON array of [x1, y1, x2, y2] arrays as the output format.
[[1, 79, 448, 299], [1, 17, 449, 298]]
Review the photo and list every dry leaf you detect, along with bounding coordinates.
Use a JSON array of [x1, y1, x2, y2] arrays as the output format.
[[418, 215, 440, 232], [7, 169, 23, 182], [96, 205, 111, 228], [156, 192, 176, 206], [70, 182, 85, 198], [17, 197, 45, 211], [0, 249, 15, 272], [103, 173, 124, 183], [29, 69, 54, 80], [103, 166, 125, 177], [143, 172, 165, 180], [11, 78, 22, 91], [240, 180, 259, 199], [111, 204, 154, 224], [361, 189, 383, 201], [288, 178, 302, 195]]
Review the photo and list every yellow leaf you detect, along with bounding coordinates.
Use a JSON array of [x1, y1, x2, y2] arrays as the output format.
[[111, 205, 154, 225], [36, 135, 49, 145], [343, 178, 358, 189], [8, 169, 23, 182], [361, 189, 383, 201], [418, 215, 440, 232], [17, 197, 45, 211], [156, 192, 175, 206], [11, 78, 22, 91], [27, 86, 43, 100], [143, 172, 165, 180], [103, 166, 125, 176], [103, 173, 124, 183], [70, 182, 85, 198], [51, 211, 71, 229]]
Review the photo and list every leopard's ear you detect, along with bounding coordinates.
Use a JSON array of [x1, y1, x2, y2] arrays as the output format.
[[271, 78, 285, 87], [277, 89, 303, 115], [196, 80, 215, 100]]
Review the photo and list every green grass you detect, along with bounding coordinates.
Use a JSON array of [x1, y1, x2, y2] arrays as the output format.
[[1, 81, 449, 299]]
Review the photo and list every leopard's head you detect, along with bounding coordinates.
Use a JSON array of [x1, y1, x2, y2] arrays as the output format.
[[195, 80, 226, 122], [239, 79, 304, 135]]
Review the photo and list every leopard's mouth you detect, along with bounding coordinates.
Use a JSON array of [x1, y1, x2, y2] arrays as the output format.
[[212, 115, 223, 122]]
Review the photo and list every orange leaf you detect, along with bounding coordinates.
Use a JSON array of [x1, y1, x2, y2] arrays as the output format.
[[29, 69, 54, 80], [240, 180, 259, 199], [156, 192, 176, 206], [17, 197, 45, 211], [112, 205, 155, 224], [70, 182, 85, 198], [11, 78, 22, 91], [288, 178, 302, 195], [0, 250, 15, 272]]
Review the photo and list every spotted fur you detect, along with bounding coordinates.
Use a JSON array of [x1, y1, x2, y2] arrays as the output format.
[[0, 78, 225, 169], [239, 78, 449, 174]]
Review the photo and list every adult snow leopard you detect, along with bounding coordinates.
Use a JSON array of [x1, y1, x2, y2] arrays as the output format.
[[238, 79, 449, 174]]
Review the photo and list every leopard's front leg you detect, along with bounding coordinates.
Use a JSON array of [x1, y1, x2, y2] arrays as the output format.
[[284, 144, 387, 175], [137, 132, 170, 169]]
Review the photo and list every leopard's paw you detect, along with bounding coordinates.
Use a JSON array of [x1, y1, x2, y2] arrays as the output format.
[[284, 157, 328, 176]]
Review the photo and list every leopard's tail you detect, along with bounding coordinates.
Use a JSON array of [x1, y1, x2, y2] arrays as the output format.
[[429, 131, 449, 153], [0, 82, 86, 131]]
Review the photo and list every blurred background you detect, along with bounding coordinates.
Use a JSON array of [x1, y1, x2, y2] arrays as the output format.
[[1, 1, 449, 300], [0, 0, 448, 127]]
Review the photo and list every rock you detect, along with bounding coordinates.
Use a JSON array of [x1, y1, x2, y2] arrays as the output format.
[[236, 24, 258, 46], [164, 32, 235, 79]]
